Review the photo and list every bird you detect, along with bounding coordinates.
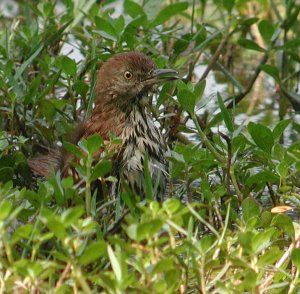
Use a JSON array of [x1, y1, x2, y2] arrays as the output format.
[[29, 52, 179, 199]]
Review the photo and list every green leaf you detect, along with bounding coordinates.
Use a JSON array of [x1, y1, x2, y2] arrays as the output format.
[[0, 167, 14, 182], [217, 92, 234, 133], [272, 119, 291, 140], [0, 200, 12, 221], [61, 206, 84, 227], [241, 17, 259, 27], [86, 134, 103, 155], [91, 160, 112, 181], [11, 224, 33, 244], [291, 248, 300, 270], [163, 199, 181, 214], [284, 38, 300, 49], [152, 2, 188, 26], [63, 141, 82, 158], [177, 89, 196, 114], [194, 80, 206, 105], [257, 246, 281, 267], [222, 0, 235, 12], [60, 56, 77, 76], [143, 0, 162, 21], [95, 16, 118, 41], [271, 213, 295, 240], [258, 20, 274, 43], [252, 228, 276, 254], [107, 245, 122, 282], [248, 122, 274, 153], [124, 0, 144, 18], [238, 39, 266, 52], [260, 64, 280, 83], [40, 209, 66, 239], [74, 80, 89, 96], [78, 241, 107, 265], [242, 197, 260, 223], [276, 161, 289, 179], [137, 219, 163, 241]]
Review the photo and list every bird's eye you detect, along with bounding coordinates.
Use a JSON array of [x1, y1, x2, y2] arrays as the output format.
[[124, 71, 133, 80]]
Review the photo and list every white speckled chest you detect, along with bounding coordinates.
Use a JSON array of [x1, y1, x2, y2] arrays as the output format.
[[115, 105, 167, 198]]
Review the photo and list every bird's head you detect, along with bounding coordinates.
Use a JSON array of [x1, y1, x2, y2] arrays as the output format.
[[96, 52, 178, 106]]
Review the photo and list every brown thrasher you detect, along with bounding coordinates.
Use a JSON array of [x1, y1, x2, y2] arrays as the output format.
[[29, 52, 179, 198]]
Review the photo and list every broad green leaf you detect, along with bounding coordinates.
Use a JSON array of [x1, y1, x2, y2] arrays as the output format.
[[143, 0, 161, 21], [271, 213, 295, 240], [11, 224, 33, 244], [260, 64, 280, 83], [137, 219, 163, 241], [284, 38, 300, 49], [63, 141, 82, 158], [163, 198, 181, 214], [177, 89, 196, 114], [40, 209, 66, 239], [276, 161, 289, 179], [252, 228, 276, 254], [258, 20, 275, 42], [291, 248, 300, 270], [248, 122, 274, 153], [91, 160, 112, 181], [153, 258, 174, 274], [194, 80, 206, 105], [272, 119, 291, 140], [246, 170, 279, 187], [238, 39, 266, 52], [0, 200, 12, 221], [78, 241, 107, 265], [242, 197, 260, 223], [86, 134, 104, 154], [95, 16, 118, 41], [124, 0, 144, 18], [222, 0, 235, 12], [0, 167, 14, 182], [217, 93, 234, 133], [241, 17, 259, 27], [61, 206, 84, 227], [152, 2, 188, 26], [257, 247, 281, 267], [74, 80, 89, 96], [60, 56, 77, 76]]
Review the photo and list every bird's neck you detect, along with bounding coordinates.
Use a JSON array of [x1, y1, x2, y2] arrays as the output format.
[[84, 92, 147, 139]]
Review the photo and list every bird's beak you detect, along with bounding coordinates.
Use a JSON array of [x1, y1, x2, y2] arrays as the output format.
[[143, 69, 180, 85]]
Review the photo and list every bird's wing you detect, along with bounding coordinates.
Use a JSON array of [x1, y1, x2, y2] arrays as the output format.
[[28, 149, 61, 177]]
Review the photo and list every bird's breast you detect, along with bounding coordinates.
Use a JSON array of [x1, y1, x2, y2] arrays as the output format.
[[115, 106, 167, 197]]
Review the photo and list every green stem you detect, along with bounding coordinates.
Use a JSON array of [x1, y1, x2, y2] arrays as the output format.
[[85, 154, 92, 216], [191, 114, 226, 164], [230, 165, 243, 203]]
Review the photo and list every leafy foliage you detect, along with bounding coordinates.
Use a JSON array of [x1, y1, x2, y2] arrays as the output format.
[[0, 0, 300, 292]]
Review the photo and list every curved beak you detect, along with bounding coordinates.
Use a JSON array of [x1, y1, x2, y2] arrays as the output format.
[[143, 68, 180, 85]]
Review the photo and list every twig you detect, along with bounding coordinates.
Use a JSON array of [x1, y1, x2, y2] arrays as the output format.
[[259, 236, 300, 293], [176, 132, 193, 145], [199, 27, 231, 82], [55, 262, 71, 289], [227, 53, 269, 108]]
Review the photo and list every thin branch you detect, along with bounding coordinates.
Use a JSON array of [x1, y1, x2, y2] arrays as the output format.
[[258, 236, 300, 293], [199, 28, 231, 82], [227, 53, 269, 109]]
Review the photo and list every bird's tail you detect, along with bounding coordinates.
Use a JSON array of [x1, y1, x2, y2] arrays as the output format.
[[28, 149, 62, 177]]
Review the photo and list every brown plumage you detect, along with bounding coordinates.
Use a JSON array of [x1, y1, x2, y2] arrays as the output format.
[[29, 52, 178, 198]]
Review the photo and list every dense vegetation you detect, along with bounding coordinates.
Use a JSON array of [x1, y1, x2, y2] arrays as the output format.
[[0, 0, 300, 292]]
